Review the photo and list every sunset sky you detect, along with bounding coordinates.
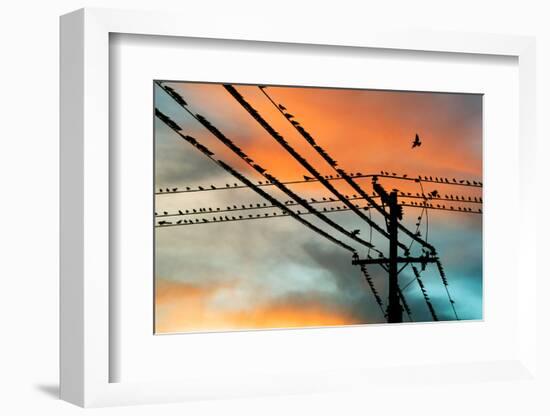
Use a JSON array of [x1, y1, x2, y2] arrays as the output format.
[[154, 82, 482, 334]]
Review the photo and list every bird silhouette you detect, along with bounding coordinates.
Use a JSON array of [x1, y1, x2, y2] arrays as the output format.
[[303, 175, 313, 181], [198, 186, 204, 190], [412, 133, 422, 148], [351, 229, 361, 236], [284, 113, 294, 119], [178, 210, 183, 215]]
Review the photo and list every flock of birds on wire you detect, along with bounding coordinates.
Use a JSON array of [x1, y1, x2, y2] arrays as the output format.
[[155, 186, 482, 227], [155, 172, 482, 195]]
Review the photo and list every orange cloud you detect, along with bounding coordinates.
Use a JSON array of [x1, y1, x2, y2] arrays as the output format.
[[155, 278, 360, 334]]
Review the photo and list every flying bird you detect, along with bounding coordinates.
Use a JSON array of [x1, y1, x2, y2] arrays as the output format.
[[412, 133, 422, 149]]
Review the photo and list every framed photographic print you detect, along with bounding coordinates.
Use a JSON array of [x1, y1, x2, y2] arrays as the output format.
[[60, 8, 538, 408], [153, 81, 482, 334]]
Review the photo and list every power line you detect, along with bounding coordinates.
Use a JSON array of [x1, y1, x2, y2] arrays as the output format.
[[154, 172, 483, 195], [155, 203, 481, 228], [223, 84, 408, 253], [256, 85, 439, 255], [410, 266, 439, 321], [157, 81, 383, 254], [435, 259, 460, 320], [155, 201, 482, 222], [357, 263, 387, 319], [155, 108, 357, 253]]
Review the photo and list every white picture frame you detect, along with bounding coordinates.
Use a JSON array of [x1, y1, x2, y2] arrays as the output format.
[[60, 8, 538, 408]]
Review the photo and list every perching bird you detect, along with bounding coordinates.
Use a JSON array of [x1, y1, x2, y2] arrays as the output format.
[[351, 229, 361, 236], [278, 104, 286, 111], [198, 186, 204, 190], [178, 210, 183, 215], [163, 211, 168, 215], [284, 113, 294, 119], [172, 188, 178, 192], [303, 175, 313, 181], [412, 133, 422, 148]]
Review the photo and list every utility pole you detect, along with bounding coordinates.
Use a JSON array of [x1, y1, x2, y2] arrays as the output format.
[[352, 181, 438, 323], [387, 189, 401, 323]]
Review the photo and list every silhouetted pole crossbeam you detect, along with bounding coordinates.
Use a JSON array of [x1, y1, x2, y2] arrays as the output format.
[[352, 257, 438, 266]]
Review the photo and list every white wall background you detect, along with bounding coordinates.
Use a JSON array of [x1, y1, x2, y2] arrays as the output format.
[[0, 1, 548, 414]]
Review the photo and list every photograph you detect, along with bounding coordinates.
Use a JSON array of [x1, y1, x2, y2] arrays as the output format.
[[153, 81, 483, 334]]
